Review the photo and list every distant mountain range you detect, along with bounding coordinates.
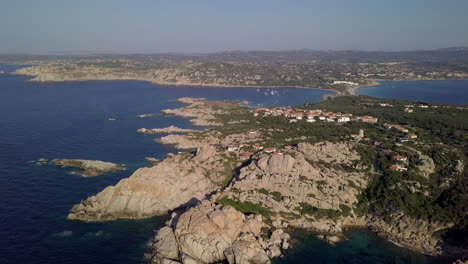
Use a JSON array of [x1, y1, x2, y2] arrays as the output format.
[[2, 47, 468, 64]]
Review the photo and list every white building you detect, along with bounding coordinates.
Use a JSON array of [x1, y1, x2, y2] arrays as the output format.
[[337, 117, 351, 123], [227, 146, 239, 152], [379, 103, 392, 107], [333, 81, 359, 86]]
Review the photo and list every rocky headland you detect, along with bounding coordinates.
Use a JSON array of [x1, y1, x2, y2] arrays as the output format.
[[67, 96, 467, 262], [145, 157, 161, 165], [51, 159, 125, 177], [161, 97, 228, 126], [67, 146, 220, 221], [137, 126, 199, 134], [149, 200, 286, 264]]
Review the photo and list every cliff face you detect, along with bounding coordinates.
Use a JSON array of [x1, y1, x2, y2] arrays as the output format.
[[68, 146, 220, 221], [367, 213, 453, 255]]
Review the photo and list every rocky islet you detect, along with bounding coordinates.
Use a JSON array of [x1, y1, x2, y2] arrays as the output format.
[[51, 159, 125, 177]]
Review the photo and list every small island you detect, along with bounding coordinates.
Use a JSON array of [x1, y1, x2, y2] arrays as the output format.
[[52, 159, 125, 177]]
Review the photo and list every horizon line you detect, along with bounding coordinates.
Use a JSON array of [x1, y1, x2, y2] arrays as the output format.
[[1, 46, 468, 56]]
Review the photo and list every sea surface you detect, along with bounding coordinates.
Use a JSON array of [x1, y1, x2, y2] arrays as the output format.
[[357, 80, 468, 105], [0, 64, 464, 264]]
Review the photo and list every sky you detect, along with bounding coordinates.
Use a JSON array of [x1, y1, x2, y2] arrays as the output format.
[[1, 0, 468, 54]]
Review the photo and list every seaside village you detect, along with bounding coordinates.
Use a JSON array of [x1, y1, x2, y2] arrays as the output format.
[[224, 102, 435, 174]]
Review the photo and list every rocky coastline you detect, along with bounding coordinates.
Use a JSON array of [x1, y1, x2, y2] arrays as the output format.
[[51, 159, 125, 177], [12, 55, 468, 97], [66, 97, 466, 263], [137, 126, 199, 134], [13, 65, 343, 94], [160, 97, 226, 126]]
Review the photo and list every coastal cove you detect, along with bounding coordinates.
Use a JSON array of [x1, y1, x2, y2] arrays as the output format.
[[275, 228, 449, 264], [0, 64, 466, 264]]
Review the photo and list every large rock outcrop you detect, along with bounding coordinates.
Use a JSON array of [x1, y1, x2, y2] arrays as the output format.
[[415, 153, 436, 179], [158, 134, 220, 149], [297, 141, 360, 165], [257, 154, 295, 174], [150, 200, 289, 264], [218, 142, 367, 214], [367, 213, 453, 255], [68, 147, 219, 221], [51, 159, 125, 177]]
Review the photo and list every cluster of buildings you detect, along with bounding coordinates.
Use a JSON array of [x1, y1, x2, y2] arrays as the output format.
[[376, 102, 462, 113], [227, 143, 286, 160], [381, 102, 468, 112], [355, 116, 379, 123], [252, 107, 378, 124], [332, 80, 359, 86], [383, 123, 418, 143], [402, 104, 432, 113], [379, 103, 393, 107], [382, 149, 409, 172]]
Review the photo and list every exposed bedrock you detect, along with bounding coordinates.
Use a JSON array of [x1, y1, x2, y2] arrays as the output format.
[[150, 200, 289, 264], [68, 146, 219, 221], [52, 159, 125, 177]]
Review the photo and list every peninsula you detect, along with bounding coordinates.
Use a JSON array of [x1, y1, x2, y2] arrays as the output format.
[[8, 48, 468, 95], [67, 96, 467, 263]]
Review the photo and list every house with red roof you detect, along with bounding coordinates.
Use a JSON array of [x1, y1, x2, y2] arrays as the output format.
[[394, 155, 407, 162], [264, 147, 276, 153], [389, 165, 407, 172]]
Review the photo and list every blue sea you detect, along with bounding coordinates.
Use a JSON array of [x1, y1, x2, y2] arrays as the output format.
[[0, 64, 464, 264], [357, 80, 468, 105]]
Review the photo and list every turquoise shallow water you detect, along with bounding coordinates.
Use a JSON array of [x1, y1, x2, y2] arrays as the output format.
[[274, 229, 451, 264], [0, 65, 462, 264]]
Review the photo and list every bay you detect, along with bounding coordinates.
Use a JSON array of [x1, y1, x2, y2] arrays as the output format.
[[357, 80, 468, 105]]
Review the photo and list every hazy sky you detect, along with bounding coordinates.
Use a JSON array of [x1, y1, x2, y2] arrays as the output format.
[[1, 0, 468, 54]]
